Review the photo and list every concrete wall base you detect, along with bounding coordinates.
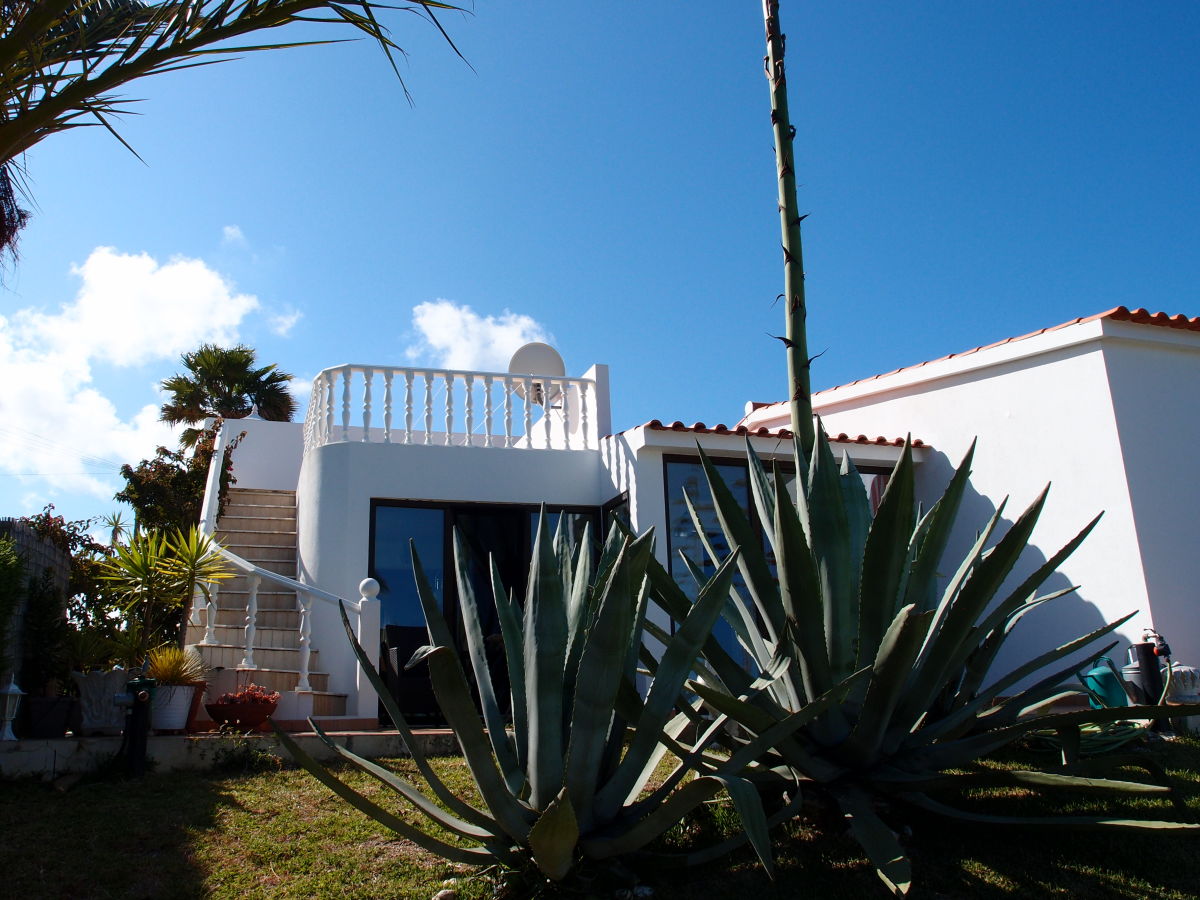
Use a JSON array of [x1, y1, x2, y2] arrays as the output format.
[[0, 729, 459, 780]]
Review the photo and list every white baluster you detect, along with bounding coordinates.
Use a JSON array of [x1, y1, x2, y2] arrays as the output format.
[[404, 370, 414, 445], [323, 372, 334, 445], [444, 373, 454, 446], [483, 375, 494, 448], [561, 379, 571, 450], [241, 573, 260, 669], [362, 367, 373, 441], [523, 377, 534, 448], [340, 369, 351, 442], [424, 374, 433, 445], [504, 377, 514, 447], [544, 379, 553, 449], [202, 583, 218, 645], [464, 373, 474, 445], [383, 371, 393, 444], [580, 381, 590, 449], [296, 593, 312, 692]]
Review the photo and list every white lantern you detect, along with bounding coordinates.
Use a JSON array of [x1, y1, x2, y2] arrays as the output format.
[[0, 674, 24, 741]]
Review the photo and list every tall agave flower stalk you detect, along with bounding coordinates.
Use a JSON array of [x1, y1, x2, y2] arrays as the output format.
[[651, 433, 1200, 895], [763, 0, 815, 455], [278, 516, 792, 881]]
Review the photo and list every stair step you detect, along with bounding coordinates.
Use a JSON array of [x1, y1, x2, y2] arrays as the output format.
[[197, 644, 319, 671], [217, 526, 297, 546], [229, 558, 296, 576], [214, 592, 297, 612], [308, 693, 349, 717], [215, 543, 295, 562], [199, 625, 301, 649], [207, 608, 301, 629], [226, 668, 329, 693], [226, 489, 296, 509]]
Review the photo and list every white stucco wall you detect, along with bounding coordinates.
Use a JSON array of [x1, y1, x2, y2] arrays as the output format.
[[746, 319, 1193, 669], [1101, 323, 1200, 659], [222, 418, 304, 491]]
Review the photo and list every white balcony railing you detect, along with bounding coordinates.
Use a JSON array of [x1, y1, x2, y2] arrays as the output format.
[[302, 363, 604, 455]]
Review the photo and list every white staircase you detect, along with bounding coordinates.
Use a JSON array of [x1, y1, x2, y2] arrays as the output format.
[[187, 488, 349, 719]]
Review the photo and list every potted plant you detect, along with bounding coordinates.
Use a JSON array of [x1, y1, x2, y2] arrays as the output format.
[[66, 625, 127, 736], [144, 645, 208, 734], [205, 683, 280, 732]]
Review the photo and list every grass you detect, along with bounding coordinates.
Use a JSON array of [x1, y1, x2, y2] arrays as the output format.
[[3, 735, 1200, 899]]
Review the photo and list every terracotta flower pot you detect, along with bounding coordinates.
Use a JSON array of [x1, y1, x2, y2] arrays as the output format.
[[204, 700, 277, 731]]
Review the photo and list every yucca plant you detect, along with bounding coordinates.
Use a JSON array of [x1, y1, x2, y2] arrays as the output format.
[[144, 644, 208, 685], [650, 433, 1200, 895], [278, 515, 797, 883], [100, 526, 231, 659]]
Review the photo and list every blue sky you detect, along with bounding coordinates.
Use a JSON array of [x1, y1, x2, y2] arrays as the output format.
[[1, 1, 1197, 527]]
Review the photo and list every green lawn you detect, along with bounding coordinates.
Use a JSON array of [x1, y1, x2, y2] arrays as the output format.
[[3, 736, 1199, 899]]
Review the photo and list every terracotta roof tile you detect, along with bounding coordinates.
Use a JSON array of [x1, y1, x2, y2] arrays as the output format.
[[640, 420, 924, 448]]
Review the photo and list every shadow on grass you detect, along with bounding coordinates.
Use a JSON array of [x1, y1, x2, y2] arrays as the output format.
[[0, 768, 230, 900]]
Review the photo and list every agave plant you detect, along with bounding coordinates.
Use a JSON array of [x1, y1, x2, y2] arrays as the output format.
[[648, 432, 1200, 895], [277, 515, 797, 882]]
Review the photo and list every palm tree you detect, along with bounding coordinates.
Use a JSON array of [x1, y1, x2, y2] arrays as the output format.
[[0, 0, 463, 262], [160, 342, 296, 447]]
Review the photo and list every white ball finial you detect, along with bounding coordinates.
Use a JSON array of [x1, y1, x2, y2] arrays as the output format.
[[359, 578, 380, 600]]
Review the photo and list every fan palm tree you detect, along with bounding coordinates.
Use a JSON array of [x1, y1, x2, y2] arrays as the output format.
[[160, 342, 296, 447], [0, 0, 463, 262]]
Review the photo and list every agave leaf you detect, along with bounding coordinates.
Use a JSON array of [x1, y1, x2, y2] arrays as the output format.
[[841, 605, 933, 767], [525, 511, 568, 809], [529, 787, 579, 881], [491, 558, 528, 776], [876, 768, 1170, 795], [452, 532, 523, 795], [910, 612, 1136, 747], [899, 791, 1200, 831], [681, 550, 773, 674], [837, 448, 873, 604], [423, 645, 535, 841], [641, 539, 756, 697], [805, 429, 859, 677], [858, 442, 916, 665], [957, 513, 1103, 699], [688, 676, 846, 784], [271, 725, 497, 865], [772, 466, 832, 702], [335, 600, 498, 832], [697, 446, 785, 643], [594, 549, 742, 820], [833, 784, 912, 896], [565, 536, 646, 831], [584, 774, 774, 876], [306, 718, 504, 845], [903, 440, 975, 613], [744, 438, 779, 546]]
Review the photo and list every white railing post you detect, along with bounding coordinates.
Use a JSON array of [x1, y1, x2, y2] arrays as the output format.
[[444, 372, 454, 446], [483, 375, 494, 447], [241, 573, 260, 669], [362, 367, 373, 441], [464, 373, 475, 444], [523, 377, 534, 448], [356, 579, 382, 719], [504, 377, 514, 447], [341, 369, 352, 442], [296, 594, 313, 691], [561, 379, 571, 450], [404, 371, 414, 444], [424, 375, 433, 445], [383, 371, 393, 443]]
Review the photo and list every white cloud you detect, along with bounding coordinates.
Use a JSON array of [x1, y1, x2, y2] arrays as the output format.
[[269, 308, 303, 337], [222, 224, 247, 247], [288, 375, 314, 410], [405, 299, 554, 371], [0, 247, 259, 500]]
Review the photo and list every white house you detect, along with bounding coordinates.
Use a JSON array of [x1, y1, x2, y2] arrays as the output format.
[[188, 305, 1199, 728]]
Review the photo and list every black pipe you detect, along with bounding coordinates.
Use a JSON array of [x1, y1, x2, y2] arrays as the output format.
[[1131, 641, 1168, 731]]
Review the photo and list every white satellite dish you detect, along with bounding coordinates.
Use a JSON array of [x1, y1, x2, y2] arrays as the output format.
[[508, 342, 566, 407]]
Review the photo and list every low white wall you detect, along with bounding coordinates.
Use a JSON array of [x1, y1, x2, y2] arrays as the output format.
[[224, 419, 304, 492]]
